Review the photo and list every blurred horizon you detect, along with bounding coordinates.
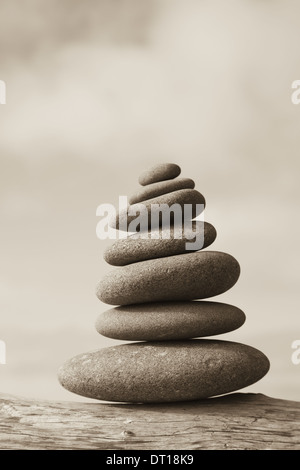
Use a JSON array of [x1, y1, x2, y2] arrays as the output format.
[[0, 0, 300, 402]]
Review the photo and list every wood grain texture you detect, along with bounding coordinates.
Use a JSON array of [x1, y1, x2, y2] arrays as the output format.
[[0, 393, 299, 450]]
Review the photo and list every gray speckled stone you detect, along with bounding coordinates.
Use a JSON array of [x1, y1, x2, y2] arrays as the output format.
[[129, 178, 195, 204], [57, 340, 270, 403], [110, 188, 206, 231], [96, 251, 240, 306], [95, 301, 245, 341], [104, 221, 217, 266], [138, 163, 181, 186]]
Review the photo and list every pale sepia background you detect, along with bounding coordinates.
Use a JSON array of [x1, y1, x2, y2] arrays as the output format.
[[0, 0, 299, 402]]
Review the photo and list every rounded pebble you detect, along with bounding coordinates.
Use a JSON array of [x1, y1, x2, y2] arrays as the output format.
[[138, 163, 181, 186], [58, 340, 270, 403], [129, 178, 195, 204], [104, 221, 217, 266], [96, 251, 240, 305], [95, 301, 246, 340], [110, 188, 206, 231]]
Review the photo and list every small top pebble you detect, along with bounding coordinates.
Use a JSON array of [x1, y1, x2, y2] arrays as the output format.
[[138, 163, 181, 186]]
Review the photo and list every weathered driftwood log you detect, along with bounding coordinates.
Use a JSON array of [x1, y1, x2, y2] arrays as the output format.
[[0, 393, 299, 450]]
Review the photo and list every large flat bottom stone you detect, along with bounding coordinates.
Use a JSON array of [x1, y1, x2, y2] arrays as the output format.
[[58, 340, 270, 403]]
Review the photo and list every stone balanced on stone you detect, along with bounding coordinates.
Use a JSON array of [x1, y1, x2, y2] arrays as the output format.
[[58, 163, 270, 403]]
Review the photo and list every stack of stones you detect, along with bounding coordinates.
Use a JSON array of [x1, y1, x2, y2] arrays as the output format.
[[58, 163, 270, 403]]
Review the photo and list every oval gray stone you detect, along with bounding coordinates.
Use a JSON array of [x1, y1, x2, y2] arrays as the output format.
[[95, 301, 246, 341], [104, 221, 217, 266], [110, 188, 206, 231], [129, 178, 195, 204], [58, 340, 270, 403], [138, 163, 181, 186], [96, 251, 240, 306]]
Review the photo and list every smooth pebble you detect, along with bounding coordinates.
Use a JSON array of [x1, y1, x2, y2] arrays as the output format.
[[58, 340, 270, 403], [138, 163, 181, 186], [129, 178, 195, 204], [110, 189, 205, 231], [96, 251, 240, 305], [104, 221, 216, 266], [95, 301, 246, 340]]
